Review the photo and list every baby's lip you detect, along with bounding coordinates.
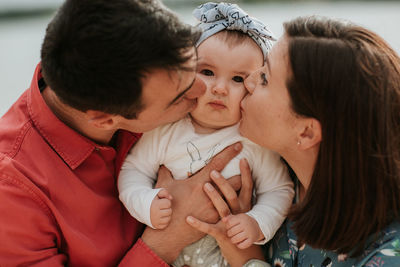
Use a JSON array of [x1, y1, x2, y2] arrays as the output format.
[[209, 100, 225, 106], [208, 100, 226, 110]]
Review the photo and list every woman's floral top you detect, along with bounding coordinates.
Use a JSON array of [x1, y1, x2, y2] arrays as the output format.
[[264, 220, 400, 267]]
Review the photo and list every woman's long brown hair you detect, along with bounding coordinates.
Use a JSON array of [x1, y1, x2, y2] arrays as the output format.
[[284, 16, 400, 256]]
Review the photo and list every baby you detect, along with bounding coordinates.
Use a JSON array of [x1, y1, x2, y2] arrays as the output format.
[[118, 3, 294, 267]]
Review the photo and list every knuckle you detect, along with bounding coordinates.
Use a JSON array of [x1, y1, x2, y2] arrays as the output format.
[[225, 194, 237, 202]]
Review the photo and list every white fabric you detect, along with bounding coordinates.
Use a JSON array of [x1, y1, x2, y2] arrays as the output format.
[[193, 2, 276, 60], [118, 116, 294, 243]]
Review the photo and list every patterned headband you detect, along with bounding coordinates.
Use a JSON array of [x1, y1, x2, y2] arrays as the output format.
[[193, 2, 276, 59]]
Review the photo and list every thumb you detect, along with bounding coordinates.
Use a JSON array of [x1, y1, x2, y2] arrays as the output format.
[[155, 165, 174, 189], [186, 216, 223, 239], [157, 188, 172, 200]]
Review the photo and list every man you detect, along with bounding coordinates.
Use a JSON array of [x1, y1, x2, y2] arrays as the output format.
[[0, 0, 242, 265]]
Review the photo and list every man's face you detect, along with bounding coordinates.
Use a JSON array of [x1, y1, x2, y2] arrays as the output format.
[[119, 49, 206, 133]]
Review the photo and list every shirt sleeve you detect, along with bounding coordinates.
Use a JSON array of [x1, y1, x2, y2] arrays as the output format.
[[0, 171, 170, 267], [118, 239, 169, 267], [0, 174, 67, 266], [245, 142, 295, 244], [118, 127, 166, 228]]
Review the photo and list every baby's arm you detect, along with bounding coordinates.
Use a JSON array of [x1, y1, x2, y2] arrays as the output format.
[[118, 127, 171, 229], [226, 143, 294, 248], [247, 145, 294, 244]]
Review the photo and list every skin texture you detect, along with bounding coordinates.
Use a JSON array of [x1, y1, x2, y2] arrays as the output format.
[[241, 36, 318, 193], [42, 48, 207, 144], [43, 47, 250, 263], [149, 34, 265, 236], [186, 158, 265, 267], [189, 36, 322, 266], [141, 143, 244, 263], [191, 33, 263, 133]]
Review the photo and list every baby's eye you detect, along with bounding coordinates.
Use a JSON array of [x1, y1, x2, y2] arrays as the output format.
[[261, 72, 268, 86], [232, 76, 244, 83], [200, 69, 214, 76]]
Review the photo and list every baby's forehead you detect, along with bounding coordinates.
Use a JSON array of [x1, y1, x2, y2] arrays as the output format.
[[198, 30, 256, 49]]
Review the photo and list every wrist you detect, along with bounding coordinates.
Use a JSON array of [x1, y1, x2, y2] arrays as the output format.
[[141, 227, 184, 263]]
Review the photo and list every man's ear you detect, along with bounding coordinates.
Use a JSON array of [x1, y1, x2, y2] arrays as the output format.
[[297, 118, 322, 150], [85, 110, 119, 130]]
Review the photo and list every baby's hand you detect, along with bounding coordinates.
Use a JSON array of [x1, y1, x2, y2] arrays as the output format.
[[150, 189, 173, 229], [224, 213, 264, 249]]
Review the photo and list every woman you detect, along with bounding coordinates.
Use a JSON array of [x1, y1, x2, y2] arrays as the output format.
[[187, 16, 400, 266]]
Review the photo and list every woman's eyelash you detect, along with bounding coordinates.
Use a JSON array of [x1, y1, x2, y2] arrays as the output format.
[[261, 73, 268, 85]]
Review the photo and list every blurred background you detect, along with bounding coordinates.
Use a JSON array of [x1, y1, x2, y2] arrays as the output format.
[[0, 0, 399, 116]]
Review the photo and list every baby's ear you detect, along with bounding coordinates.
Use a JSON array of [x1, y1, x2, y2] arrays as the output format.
[[187, 141, 201, 160]]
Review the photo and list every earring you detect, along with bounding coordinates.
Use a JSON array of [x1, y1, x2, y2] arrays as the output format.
[[297, 140, 301, 145]]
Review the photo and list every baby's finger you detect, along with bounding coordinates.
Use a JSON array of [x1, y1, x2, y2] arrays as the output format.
[[158, 215, 172, 224], [223, 215, 240, 229], [159, 208, 172, 217], [226, 223, 243, 238], [237, 238, 252, 249], [230, 231, 247, 244], [157, 188, 172, 200], [156, 221, 169, 230], [156, 198, 171, 209]]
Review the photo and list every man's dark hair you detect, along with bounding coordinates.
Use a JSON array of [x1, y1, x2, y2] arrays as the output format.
[[41, 0, 201, 118]]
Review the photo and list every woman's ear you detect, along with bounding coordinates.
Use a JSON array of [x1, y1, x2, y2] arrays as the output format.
[[85, 110, 119, 130], [297, 118, 322, 150]]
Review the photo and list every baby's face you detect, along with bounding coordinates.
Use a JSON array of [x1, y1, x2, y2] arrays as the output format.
[[190, 34, 264, 130]]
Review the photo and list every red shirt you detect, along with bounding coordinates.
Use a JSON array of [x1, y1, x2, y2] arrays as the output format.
[[0, 64, 169, 266]]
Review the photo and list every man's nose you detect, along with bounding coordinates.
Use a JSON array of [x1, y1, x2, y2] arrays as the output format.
[[185, 77, 206, 99]]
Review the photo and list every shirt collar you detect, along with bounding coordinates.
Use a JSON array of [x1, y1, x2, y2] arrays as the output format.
[[27, 63, 108, 169]]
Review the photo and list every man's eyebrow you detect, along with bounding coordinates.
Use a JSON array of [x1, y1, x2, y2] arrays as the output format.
[[167, 77, 196, 107]]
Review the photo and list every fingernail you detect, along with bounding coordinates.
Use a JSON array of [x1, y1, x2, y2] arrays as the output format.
[[210, 170, 219, 179], [205, 182, 214, 192], [186, 216, 194, 223], [234, 142, 242, 151]]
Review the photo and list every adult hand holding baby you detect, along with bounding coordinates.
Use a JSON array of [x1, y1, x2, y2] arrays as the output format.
[[186, 158, 265, 267], [141, 142, 245, 263]]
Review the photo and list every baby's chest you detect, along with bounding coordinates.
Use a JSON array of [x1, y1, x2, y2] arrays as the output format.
[[163, 142, 244, 180]]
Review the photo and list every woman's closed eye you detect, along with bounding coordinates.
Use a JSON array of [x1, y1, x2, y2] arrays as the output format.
[[260, 72, 268, 86], [200, 69, 214, 76], [232, 76, 244, 83]]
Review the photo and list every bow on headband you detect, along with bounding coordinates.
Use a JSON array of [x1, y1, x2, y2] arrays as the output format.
[[193, 2, 276, 59]]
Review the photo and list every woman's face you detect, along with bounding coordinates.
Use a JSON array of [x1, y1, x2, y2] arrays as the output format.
[[240, 37, 298, 154]]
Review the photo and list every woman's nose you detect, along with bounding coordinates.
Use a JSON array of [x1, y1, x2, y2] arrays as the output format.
[[244, 73, 256, 94]]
